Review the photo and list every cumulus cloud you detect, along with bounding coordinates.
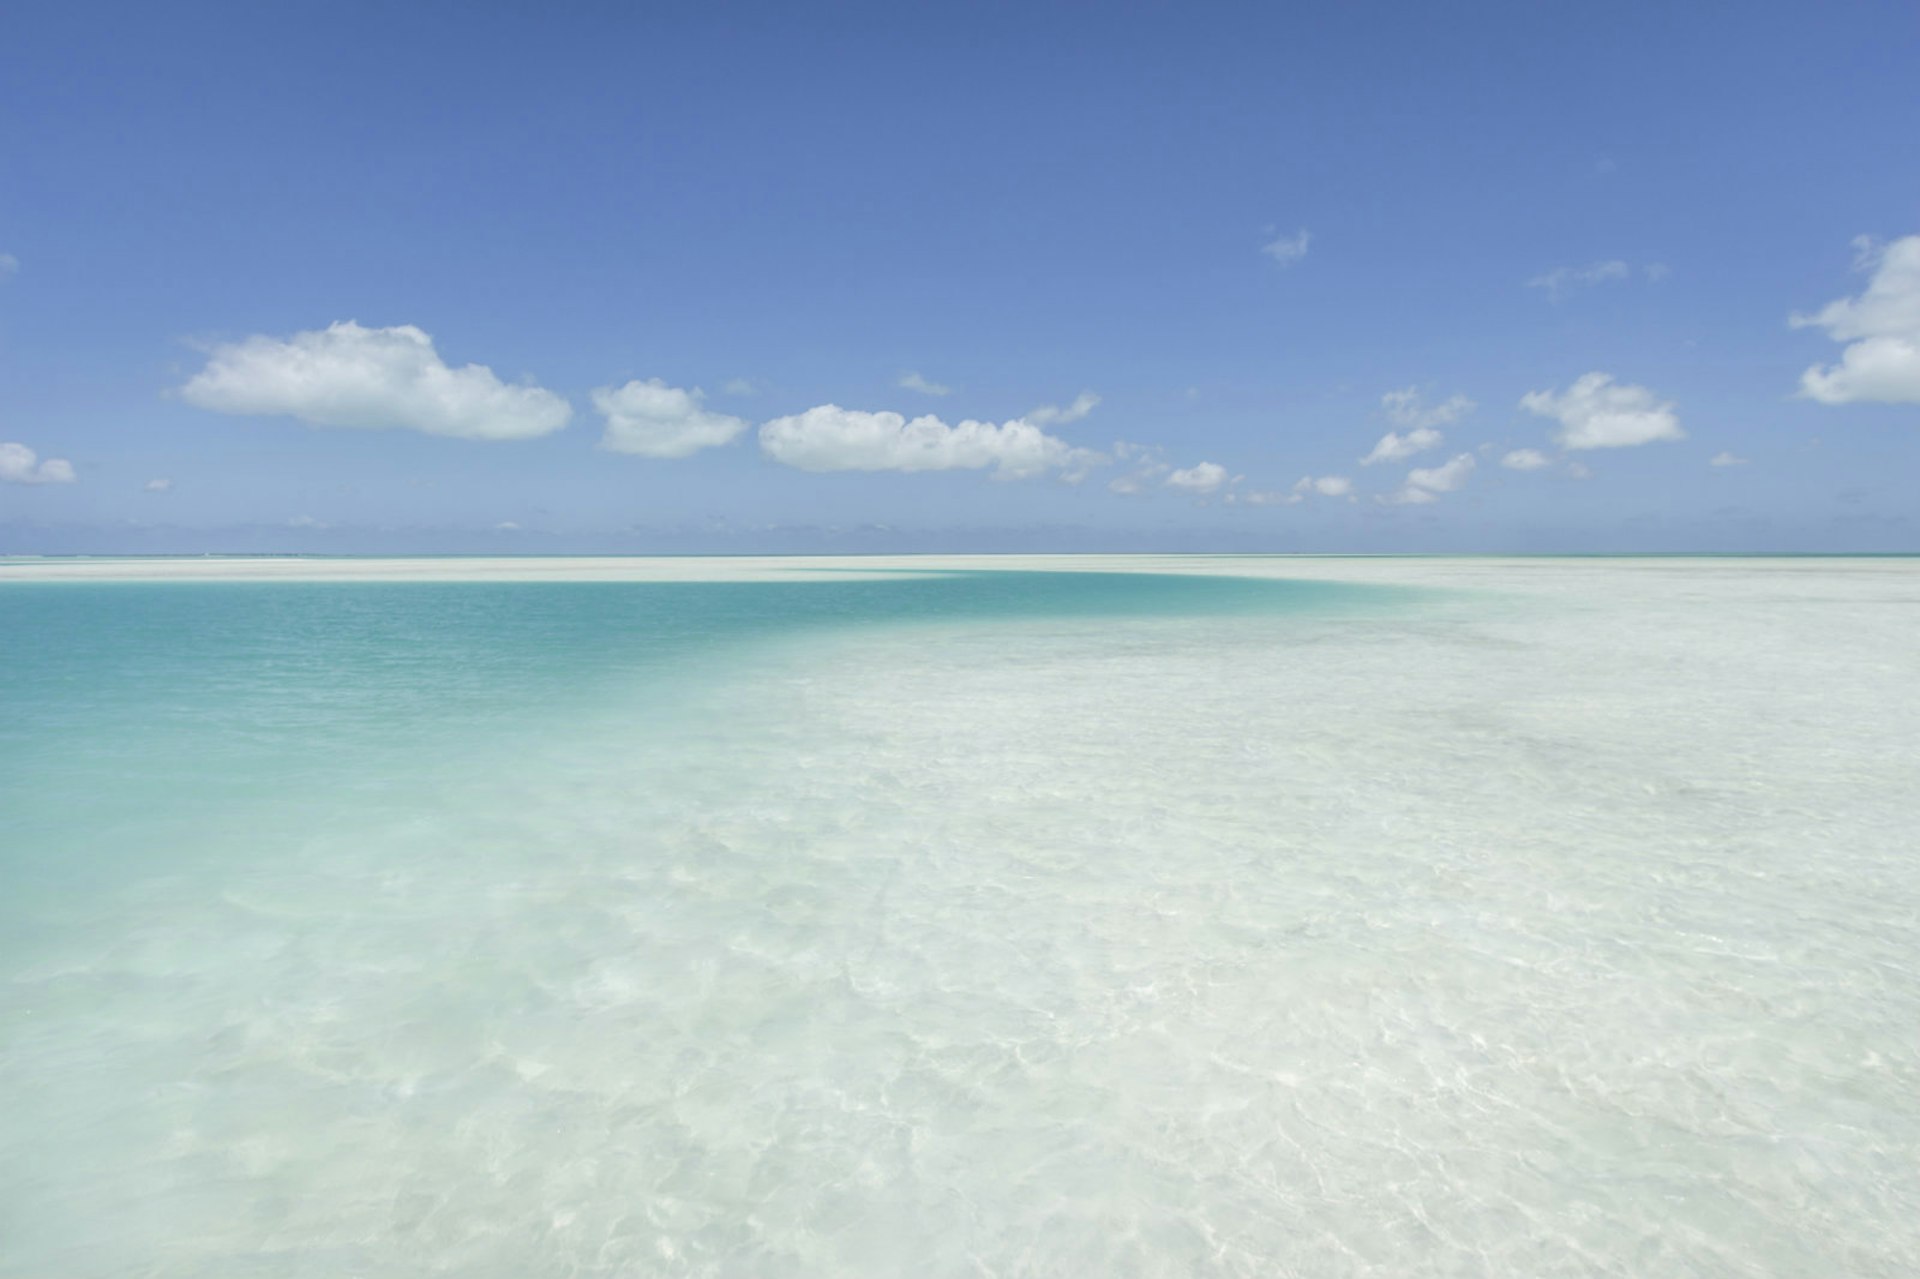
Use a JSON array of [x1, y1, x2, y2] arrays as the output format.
[[1792, 235, 1920, 405], [1362, 389, 1471, 464], [1026, 391, 1101, 426], [897, 371, 952, 396], [1362, 425, 1442, 465], [1501, 448, 1551, 471], [1409, 452, 1476, 492], [1293, 474, 1353, 498], [144, 476, 173, 492], [1526, 259, 1630, 298], [179, 321, 572, 440], [1520, 373, 1683, 449], [1381, 453, 1476, 505], [1261, 229, 1311, 267], [1166, 461, 1229, 494], [592, 379, 749, 458], [0, 441, 75, 484], [1710, 451, 1750, 467], [759, 406, 1098, 479]]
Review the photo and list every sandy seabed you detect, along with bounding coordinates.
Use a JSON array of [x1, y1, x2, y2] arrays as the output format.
[[3, 556, 1917, 1277]]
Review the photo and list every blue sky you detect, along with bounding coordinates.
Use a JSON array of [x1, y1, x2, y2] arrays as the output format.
[[2, 0, 1916, 553]]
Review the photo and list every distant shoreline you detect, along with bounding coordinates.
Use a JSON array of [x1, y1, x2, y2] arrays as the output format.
[[3, 552, 1914, 584]]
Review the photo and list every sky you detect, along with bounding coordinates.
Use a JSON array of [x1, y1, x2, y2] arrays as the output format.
[[2, 0, 1917, 554]]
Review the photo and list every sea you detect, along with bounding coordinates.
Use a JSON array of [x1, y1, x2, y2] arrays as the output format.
[[2, 554, 1916, 1277]]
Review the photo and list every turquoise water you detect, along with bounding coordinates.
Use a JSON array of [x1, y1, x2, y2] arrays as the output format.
[[2, 572, 1380, 869], [4, 561, 1917, 1277], [2, 570, 1396, 1275]]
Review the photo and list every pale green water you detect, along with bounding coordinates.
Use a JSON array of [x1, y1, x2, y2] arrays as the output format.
[[3, 561, 1917, 1277]]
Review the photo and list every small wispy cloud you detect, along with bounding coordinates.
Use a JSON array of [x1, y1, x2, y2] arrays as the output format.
[[0, 252, 18, 280], [1710, 451, 1750, 467], [1501, 448, 1551, 471], [144, 477, 173, 492], [1380, 453, 1476, 505], [1166, 461, 1229, 494], [1293, 474, 1353, 498], [1261, 228, 1311, 267], [1223, 488, 1298, 507], [1362, 388, 1473, 465], [1026, 391, 1100, 426], [720, 378, 757, 397], [1526, 260, 1630, 299], [897, 371, 952, 397], [1383, 388, 1474, 431], [1107, 440, 1170, 495]]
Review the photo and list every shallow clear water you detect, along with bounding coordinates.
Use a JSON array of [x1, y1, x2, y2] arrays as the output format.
[[2, 559, 1917, 1276]]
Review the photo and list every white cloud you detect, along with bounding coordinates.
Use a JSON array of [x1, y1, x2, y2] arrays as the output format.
[[1792, 235, 1920, 404], [1526, 260, 1630, 298], [0, 441, 75, 485], [1362, 425, 1443, 465], [1166, 461, 1229, 494], [592, 379, 749, 458], [1362, 389, 1471, 464], [759, 405, 1097, 479], [1261, 228, 1311, 267], [897, 371, 953, 397], [1381, 452, 1476, 505], [0, 252, 17, 280], [1383, 387, 1474, 430], [1566, 460, 1592, 479], [180, 321, 571, 440], [1710, 451, 1750, 467], [1520, 373, 1684, 449], [721, 378, 757, 397], [1409, 452, 1475, 492], [495, 521, 522, 531], [1106, 440, 1170, 495], [1111, 440, 1163, 466], [1026, 391, 1101, 425], [144, 477, 173, 492], [287, 514, 326, 529], [1501, 448, 1551, 471], [1224, 489, 1299, 506], [1292, 474, 1353, 498]]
